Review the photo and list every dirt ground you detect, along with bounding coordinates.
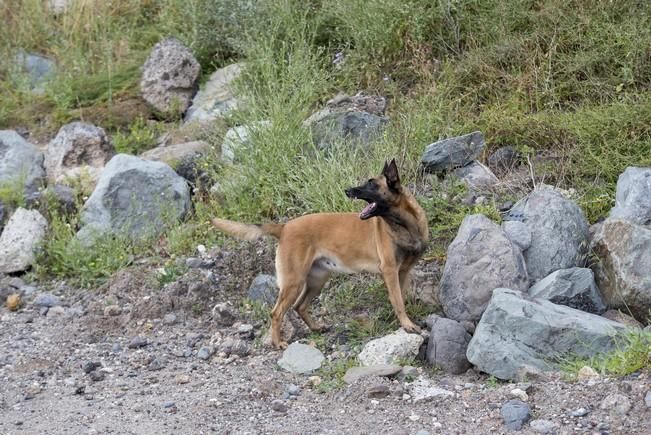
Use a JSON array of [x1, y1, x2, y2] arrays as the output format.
[[1, 242, 650, 435]]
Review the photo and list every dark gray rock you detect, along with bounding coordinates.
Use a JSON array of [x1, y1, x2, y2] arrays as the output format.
[[89, 371, 106, 382], [212, 302, 237, 326], [422, 131, 485, 173], [15, 50, 55, 91], [25, 184, 76, 215], [248, 274, 278, 306], [0, 208, 48, 273], [609, 167, 651, 225], [197, 345, 214, 360], [426, 315, 472, 374], [278, 343, 324, 374], [33, 292, 62, 308], [82, 361, 101, 374], [439, 214, 529, 322], [45, 122, 114, 183], [367, 384, 390, 398], [488, 146, 520, 171], [311, 111, 387, 152], [466, 289, 627, 381], [140, 38, 201, 114], [528, 267, 606, 314], [76, 154, 190, 245], [147, 357, 166, 371], [270, 399, 288, 413], [505, 186, 589, 282], [501, 400, 531, 431], [0, 130, 45, 197], [219, 338, 250, 357], [502, 220, 531, 251], [592, 218, 651, 320], [128, 336, 148, 349], [185, 63, 241, 124]]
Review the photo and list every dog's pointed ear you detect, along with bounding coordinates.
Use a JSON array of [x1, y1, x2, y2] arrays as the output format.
[[383, 158, 400, 189]]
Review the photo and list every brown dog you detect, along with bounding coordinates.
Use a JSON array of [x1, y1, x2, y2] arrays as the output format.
[[211, 159, 429, 349]]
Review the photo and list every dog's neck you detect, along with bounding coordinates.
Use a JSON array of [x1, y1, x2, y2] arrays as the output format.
[[382, 189, 429, 243]]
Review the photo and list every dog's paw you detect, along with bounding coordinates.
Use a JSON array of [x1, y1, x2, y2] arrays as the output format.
[[401, 321, 421, 334], [274, 341, 289, 350]]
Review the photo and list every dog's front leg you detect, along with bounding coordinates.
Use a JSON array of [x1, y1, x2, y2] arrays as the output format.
[[382, 267, 420, 333]]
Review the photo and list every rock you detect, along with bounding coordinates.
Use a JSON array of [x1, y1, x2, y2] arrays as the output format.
[[311, 111, 387, 152], [128, 336, 148, 349], [529, 419, 558, 434], [197, 346, 215, 361], [505, 186, 590, 282], [89, 371, 105, 382], [358, 329, 424, 367], [343, 364, 402, 384], [248, 274, 278, 306], [510, 388, 528, 402], [277, 343, 324, 374], [147, 357, 166, 371], [6, 294, 20, 311], [367, 385, 390, 398], [577, 366, 600, 381], [45, 122, 114, 183], [501, 399, 531, 431], [592, 218, 651, 320], [15, 50, 55, 91], [175, 374, 190, 385], [645, 390, 651, 408], [406, 377, 454, 403], [466, 288, 627, 380], [270, 399, 288, 413], [528, 267, 606, 314], [286, 384, 300, 396], [502, 220, 532, 251], [609, 167, 651, 225], [0, 209, 47, 273], [219, 338, 250, 357], [438, 214, 529, 322], [305, 93, 387, 125], [140, 140, 209, 167], [453, 161, 499, 189], [185, 63, 241, 123], [601, 309, 643, 328], [212, 302, 237, 326], [140, 38, 200, 114], [599, 393, 631, 415], [103, 305, 121, 317], [425, 315, 472, 375], [82, 361, 102, 374], [163, 313, 177, 325], [47, 305, 65, 317], [308, 375, 321, 386], [237, 323, 254, 339], [76, 154, 190, 245], [488, 146, 520, 171], [26, 184, 76, 215], [421, 131, 485, 173], [221, 121, 271, 163], [0, 130, 45, 196]]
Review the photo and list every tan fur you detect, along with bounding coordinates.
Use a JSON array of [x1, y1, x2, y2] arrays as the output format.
[[212, 164, 428, 349]]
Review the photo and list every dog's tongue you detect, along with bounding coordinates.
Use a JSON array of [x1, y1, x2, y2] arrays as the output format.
[[359, 202, 377, 219]]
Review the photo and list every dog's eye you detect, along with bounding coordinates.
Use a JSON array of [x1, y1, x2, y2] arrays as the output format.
[[367, 179, 373, 183]]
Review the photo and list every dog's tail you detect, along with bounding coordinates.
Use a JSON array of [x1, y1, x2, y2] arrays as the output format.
[[211, 217, 284, 241]]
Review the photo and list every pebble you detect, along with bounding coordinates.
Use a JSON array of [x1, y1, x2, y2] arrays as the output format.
[[197, 346, 215, 360], [82, 361, 102, 374], [175, 374, 191, 384], [237, 323, 254, 338], [219, 338, 251, 357], [185, 257, 203, 268], [89, 371, 106, 382], [47, 306, 66, 317], [128, 336, 148, 349], [163, 313, 177, 325], [271, 399, 288, 413], [510, 388, 528, 401], [501, 399, 531, 431], [103, 305, 122, 316], [577, 366, 600, 381], [570, 407, 590, 417], [33, 293, 61, 307], [367, 385, 390, 398], [529, 419, 558, 434], [112, 343, 122, 353], [6, 294, 20, 311], [408, 413, 420, 422], [645, 390, 651, 408], [286, 384, 300, 396], [147, 357, 166, 371], [600, 393, 631, 415], [308, 376, 322, 386]]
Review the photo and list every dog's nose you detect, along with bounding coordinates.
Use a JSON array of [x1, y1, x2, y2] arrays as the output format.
[[344, 188, 354, 198]]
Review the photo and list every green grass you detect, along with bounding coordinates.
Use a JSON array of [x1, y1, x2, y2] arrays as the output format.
[[112, 117, 161, 155], [559, 329, 651, 379]]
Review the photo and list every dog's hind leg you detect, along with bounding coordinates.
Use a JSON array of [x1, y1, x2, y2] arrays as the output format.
[[294, 267, 330, 332]]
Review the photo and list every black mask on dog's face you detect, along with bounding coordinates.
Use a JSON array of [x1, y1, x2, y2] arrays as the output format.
[[344, 159, 401, 220]]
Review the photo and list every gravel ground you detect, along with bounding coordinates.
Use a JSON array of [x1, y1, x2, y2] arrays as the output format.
[[1, 245, 650, 435]]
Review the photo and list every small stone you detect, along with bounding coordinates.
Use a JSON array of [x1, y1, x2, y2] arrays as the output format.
[[570, 407, 590, 417], [577, 366, 600, 381], [408, 413, 420, 422], [343, 364, 402, 384], [510, 388, 528, 402], [237, 323, 254, 338], [111, 343, 122, 353], [104, 305, 122, 316], [82, 361, 102, 374], [128, 336, 148, 349], [308, 376, 322, 386], [47, 306, 66, 317], [219, 338, 250, 357], [23, 384, 41, 400], [175, 374, 190, 384], [278, 343, 324, 374], [367, 385, 390, 398], [501, 399, 531, 431], [212, 302, 237, 326], [89, 371, 106, 382], [163, 401, 176, 408], [408, 377, 454, 403], [286, 384, 300, 396], [6, 294, 20, 311], [185, 257, 203, 268], [529, 419, 558, 434], [197, 345, 214, 360], [147, 357, 166, 371], [600, 393, 631, 416], [645, 390, 651, 408], [270, 399, 288, 413], [162, 313, 177, 325], [33, 292, 61, 308], [414, 430, 431, 435]]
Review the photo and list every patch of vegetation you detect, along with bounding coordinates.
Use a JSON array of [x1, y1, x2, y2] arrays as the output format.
[[314, 356, 357, 394], [111, 117, 161, 155], [0, 176, 27, 210], [156, 259, 188, 287], [559, 329, 651, 379]]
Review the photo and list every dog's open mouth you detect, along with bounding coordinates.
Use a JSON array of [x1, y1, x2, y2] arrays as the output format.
[[359, 202, 377, 219]]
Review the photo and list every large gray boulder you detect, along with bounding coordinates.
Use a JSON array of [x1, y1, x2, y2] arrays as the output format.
[[0, 208, 48, 273], [439, 214, 529, 322], [310, 111, 387, 152], [467, 288, 627, 380], [425, 314, 472, 374], [528, 267, 606, 314], [15, 50, 56, 91], [185, 63, 241, 124], [45, 122, 114, 183], [421, 131, 485, 173], [140, 38, 201, 115], [77, 154, 190, 244], [592, 218, 651, 320], [609, 167, 651, 225], [0, 130, 45, 196], [505, 186, 589, 282]]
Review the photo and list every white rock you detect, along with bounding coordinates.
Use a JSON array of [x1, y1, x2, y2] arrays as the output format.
[[0, 208, 48, 273], [357, 328, 424, 366]]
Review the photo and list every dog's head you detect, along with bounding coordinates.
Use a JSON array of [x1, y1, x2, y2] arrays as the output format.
[[345, 158, 402, 220]]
